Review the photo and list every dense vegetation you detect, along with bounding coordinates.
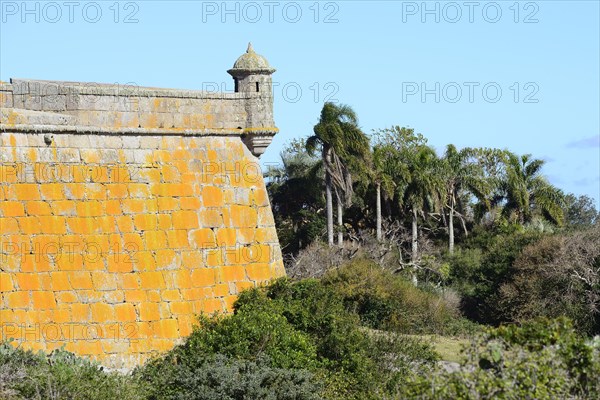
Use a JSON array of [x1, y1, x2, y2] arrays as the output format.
[[2, 267, 599, 399], [405, 318, 600, 399], [2, 102, 598, 398], [0, 343, 143, 399], [268, 102, 599, 336]]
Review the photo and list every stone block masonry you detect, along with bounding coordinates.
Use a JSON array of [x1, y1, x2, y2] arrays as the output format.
[[0, 45, 285, 370]]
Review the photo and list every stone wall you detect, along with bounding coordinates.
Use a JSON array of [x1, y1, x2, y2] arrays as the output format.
[[0, 77, 285, 370]]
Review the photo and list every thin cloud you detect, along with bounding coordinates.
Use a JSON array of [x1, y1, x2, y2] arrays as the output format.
[[567, 135, 600, 149]]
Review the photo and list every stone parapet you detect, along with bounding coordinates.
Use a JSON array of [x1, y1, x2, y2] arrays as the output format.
[[1, 78, 277, 157]]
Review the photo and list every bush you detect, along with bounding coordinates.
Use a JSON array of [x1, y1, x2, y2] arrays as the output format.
[[183, 309, 318, 370], [139, 354, 321, 400], [137, 294, 321, 399], [284, 241, 353, 280], [321, 259, 473, 336], [489, 317, 600, 393], [255, 278, 440, 399], [447, 230, 543, 324], [402, 318, 600, 399], [139, 277, 439, 400], [0, 342, 144, 400], [238, 278, 439, 398], [498, 226, 600, 335]]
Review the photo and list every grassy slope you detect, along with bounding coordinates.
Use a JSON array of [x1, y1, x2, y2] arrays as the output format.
[[408, 335, 470, 363]]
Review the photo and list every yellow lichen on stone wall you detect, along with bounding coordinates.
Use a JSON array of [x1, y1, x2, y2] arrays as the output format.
[[0, 131, 285, 370]]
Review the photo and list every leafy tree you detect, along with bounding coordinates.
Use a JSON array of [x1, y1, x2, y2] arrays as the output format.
[[306, 103, 370, 246], [563, 193, 599, 228], [466, 147, 510, 224], [267, 139, 325, 253]]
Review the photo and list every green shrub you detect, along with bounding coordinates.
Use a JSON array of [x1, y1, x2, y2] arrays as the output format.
[[244, 278, 439, 399], [488, 317, 600, 395], [402, 317, 600, 399], [445, 247, 484, 298], [0, 342, 144, 400], [139, 354, 321, 400], [137, 289, 327, 399], [252, 278, 372, 373], [498, 226, 600, 335], [140, 277, 439, 400], [184, 309, 318, 370], [321, 259, 471, 335], [448, 230, 543, 324], [236, 279, 411, 398]]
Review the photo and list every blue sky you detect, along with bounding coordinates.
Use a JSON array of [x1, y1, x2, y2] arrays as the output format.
[[2, 0, 599, 205]]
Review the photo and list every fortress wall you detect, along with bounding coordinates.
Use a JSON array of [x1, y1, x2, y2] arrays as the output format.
[[0, 78, 285, 370]]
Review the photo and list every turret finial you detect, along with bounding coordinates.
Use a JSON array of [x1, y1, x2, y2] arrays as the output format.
[[247, 42, 254, 53]]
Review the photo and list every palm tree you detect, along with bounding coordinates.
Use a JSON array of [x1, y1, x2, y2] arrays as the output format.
[[441, 145, 490, 253], [372, 143, 406, 241], [397, 145, 443, 262], [306, 103, 370, 246], [372, 127, 440, 262], [499, 152, 565, 226]]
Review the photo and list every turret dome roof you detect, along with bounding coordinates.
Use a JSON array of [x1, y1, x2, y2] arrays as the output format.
[[228, 43, 276, 75]]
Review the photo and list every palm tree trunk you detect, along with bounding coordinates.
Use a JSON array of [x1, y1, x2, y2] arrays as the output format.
[[411, 207, 418, 262], [326, 172, 334, 247], [376, 183, 382, 241], [449, 202, 455, 254], [460, 217, 468, 237], [336, 193, 343, 246], [411, 207, 419, 286]]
